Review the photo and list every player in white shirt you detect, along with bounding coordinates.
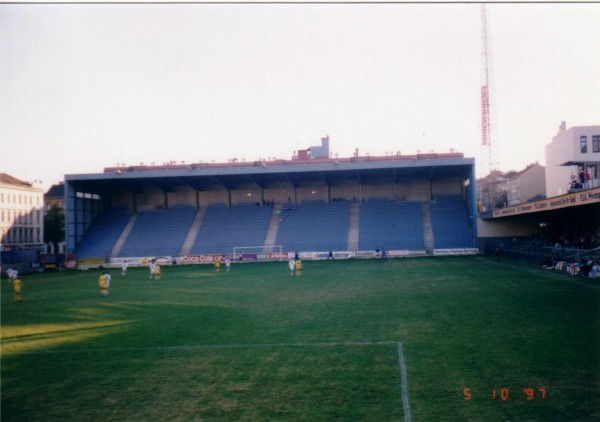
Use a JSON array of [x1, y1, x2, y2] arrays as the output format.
[[104, 272, 112, 288], [6, 268, 18, 284], [121, 262, 128, 276], [149, 260, 156, 279], [225, 258, 231, 272], [288, 259, 295, 276]]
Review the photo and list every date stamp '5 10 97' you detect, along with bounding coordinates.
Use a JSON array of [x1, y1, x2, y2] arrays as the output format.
[[463, 387, 547, 401]]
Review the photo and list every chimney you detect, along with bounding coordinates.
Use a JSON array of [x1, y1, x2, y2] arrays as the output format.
[[558, 121, 566, 134]]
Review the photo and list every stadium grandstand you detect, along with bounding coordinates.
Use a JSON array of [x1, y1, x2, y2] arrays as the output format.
[[64, 149, 477, 267]]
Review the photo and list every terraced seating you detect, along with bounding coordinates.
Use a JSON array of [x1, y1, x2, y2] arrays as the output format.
[[275, 201, 350, 252], [190, 203, 272, 254], [358, 199, 425, 251], [430, 195, 473, 248]]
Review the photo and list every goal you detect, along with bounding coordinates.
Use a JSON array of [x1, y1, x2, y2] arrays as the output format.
[[232, 245, 284, 263]]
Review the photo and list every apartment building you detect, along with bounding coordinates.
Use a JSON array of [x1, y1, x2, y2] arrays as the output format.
[[0, 173, 45, 251]]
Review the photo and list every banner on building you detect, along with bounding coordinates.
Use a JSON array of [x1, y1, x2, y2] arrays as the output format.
[[493, 187, 600, 218]]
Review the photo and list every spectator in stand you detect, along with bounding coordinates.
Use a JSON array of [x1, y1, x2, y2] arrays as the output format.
[[580, 259, 594, 278], [579, 167, 586, 188], [590, 262, 600, 278], [567, 261, 581, 276], [542, 254, 551, 268], [585, 168, 591, 188], [570, 171, 579, 189]]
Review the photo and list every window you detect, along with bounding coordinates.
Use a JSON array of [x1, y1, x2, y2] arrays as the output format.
[[580, 136, 588, 153], [593, 135, 600, 153]]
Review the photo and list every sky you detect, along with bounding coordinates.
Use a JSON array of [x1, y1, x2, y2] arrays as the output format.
[[1, 3, 599, 191]]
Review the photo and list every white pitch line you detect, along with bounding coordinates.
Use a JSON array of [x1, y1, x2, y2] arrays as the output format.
[[397, 341, 412, 422]]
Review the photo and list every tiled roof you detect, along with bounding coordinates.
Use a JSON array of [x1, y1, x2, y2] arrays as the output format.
[[45, 183, 65, 197], [0, 173, 31, 187]]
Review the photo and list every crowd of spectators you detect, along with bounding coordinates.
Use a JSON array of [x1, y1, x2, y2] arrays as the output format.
[[542, 253, 600, 279], [489, 221, 600, 279], [536, 222, 600, 278], [527, 222, 600, 252]]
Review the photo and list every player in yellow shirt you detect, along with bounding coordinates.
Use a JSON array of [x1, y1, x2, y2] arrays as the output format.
[[98, 273, 109, 296], [154, 264, 161, 280], [215, 256, 221, 272], [13, 277, 23, 301], [295, 258, 302, 277]]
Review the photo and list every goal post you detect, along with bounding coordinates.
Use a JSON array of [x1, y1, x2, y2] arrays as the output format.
[[232, 245, 284, 263]]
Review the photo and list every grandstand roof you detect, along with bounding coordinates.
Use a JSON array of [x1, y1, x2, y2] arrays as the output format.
[[66, 154, 474, 193]]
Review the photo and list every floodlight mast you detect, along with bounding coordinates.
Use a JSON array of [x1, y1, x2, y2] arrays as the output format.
[[481, 4, 495, 210]]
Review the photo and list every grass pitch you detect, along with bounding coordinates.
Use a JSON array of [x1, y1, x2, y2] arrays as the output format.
[[2, 257, 599, 421]]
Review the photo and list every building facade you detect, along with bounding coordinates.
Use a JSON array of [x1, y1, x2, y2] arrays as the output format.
[[545, 124, 600, 197], [506, 163, 546, 206], [45, 182, 66, 210], [0, 173, 45, 251]]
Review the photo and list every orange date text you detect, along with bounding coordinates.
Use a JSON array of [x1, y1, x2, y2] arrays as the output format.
[[463, 387, 546, 401]]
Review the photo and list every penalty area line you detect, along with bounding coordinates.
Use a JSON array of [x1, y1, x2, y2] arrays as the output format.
[[397, 341, 412, 422], [25, 339, 412, 420]]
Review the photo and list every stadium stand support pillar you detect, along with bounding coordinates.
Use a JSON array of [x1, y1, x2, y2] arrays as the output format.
[[109, 213, 138, 259], [263, 204, 283, 253], [348, 202, 360, 252], [421, 202, 434, 253], [180, 208, 207, 257]]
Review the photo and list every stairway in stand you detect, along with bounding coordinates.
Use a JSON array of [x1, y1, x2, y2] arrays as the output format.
[[421, 201, 434, 253], [347, 202, 360, 252], [179, 208, 207, 256], [263, 204, 283, 253]]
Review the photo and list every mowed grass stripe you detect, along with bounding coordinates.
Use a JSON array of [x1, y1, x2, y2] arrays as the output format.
[[20, 340, 397, 354]]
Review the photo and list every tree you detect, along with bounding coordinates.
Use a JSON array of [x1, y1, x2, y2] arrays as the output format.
[[44, 204, 65, 253]]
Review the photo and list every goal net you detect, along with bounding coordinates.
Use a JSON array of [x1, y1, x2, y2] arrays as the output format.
[[232, 245, 284, 263]]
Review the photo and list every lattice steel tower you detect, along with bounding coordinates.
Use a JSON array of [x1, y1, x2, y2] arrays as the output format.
[[481, 5, 497, 210]]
